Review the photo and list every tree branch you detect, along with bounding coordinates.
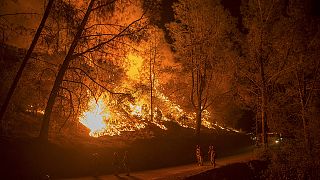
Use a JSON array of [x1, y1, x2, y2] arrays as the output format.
[[0, 13, 39, 17], [92, 0, 116, 11], [58, 86, 75, 133], [67, 67, 129, 95], [73, 12, 146, 58]]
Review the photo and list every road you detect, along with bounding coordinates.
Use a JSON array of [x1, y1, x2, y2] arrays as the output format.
[[61, 150, 255, 180]]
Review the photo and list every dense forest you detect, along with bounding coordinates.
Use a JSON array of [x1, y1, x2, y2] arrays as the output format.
[[1, 0, 319, 179]]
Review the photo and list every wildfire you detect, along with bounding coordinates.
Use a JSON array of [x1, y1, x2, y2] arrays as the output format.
[[126, 53, 144, 81], [78, 90, 237, 137], [79, 98, 111, 137], [129, 99, 146, 118], [78, 53, 240, 137]]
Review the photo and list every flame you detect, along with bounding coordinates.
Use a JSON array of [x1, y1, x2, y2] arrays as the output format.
[[79, 98, 111, 137], [78, 90, 240, 137], [130, 103, 143, 116], [78, 53, 241, 137], [126, 53, 144, 80]]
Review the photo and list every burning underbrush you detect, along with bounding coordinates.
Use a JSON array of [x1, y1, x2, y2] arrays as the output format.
[[78, 89, 240, 139]]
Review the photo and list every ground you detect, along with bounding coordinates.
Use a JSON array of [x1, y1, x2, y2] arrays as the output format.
[[61, 149, 259, 180], [0, 122, 253, 179]]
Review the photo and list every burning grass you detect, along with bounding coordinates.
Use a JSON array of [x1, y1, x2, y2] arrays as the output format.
[[78, 89, 240, 138]]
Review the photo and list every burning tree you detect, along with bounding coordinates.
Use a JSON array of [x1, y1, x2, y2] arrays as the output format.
[[0, 0, 240, 140], [39, 0, 148, 141]]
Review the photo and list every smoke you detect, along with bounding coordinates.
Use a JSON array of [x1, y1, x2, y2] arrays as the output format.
[[0, 0, 45, 48]]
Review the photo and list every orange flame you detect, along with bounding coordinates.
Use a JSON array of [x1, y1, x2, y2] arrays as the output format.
[[78, 54, 241, 137], [79, 98, 111, 137]]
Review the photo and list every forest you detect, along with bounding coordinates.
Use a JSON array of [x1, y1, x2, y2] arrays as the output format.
[[0, 0, 319, 179]]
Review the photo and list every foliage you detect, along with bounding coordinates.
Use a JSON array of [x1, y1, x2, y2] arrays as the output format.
[[167, 0, 236, 134], [238, 0, 320, 179]]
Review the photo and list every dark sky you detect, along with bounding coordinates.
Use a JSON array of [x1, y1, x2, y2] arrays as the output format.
[[159, 0, 320, 43], [220, 0, 242, 17], [158, 0, 242, 43], [159, 0, 320, 25], [160, 0, 242, 24]]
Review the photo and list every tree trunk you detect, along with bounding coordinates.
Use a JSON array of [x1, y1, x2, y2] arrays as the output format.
[[260, 57, 268, 148], [0, 0, 55, 133], [255, 113, 259, 146], [39, 0, 95, 141], [195, 103, 202, 135], [195, 71, 203, 135], [301, 104, 310, 152], [298, 71, 310, 153], [150, 44, 153, 122]]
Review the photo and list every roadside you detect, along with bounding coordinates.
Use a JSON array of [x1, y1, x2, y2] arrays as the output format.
[[61, 149, 256, 180]]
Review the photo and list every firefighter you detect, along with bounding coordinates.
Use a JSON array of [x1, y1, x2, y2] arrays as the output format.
[[208, 145, 216, 167], [196, 145, 203, 166], [112, 152, 121, 176], [122, 151, 130, 176]]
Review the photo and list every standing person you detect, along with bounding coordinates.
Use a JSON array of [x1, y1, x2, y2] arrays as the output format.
[[112, 152, 120, 176], [212, 146, 216, 167], [208, 145, 216, 167], [196, 145, 203, 166], [208, 146, 213, 165], [122, 151, 130, 176]]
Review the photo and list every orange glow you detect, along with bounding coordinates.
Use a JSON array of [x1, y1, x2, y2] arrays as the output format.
[[129, 104, 143, 117], [126, 53, 144, 80], [78, 89, 240, 137], [78, 51, 240, 137], [79, 98, 111, 137]]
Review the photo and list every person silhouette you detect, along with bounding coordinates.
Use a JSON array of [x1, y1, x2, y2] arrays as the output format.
[[112, 152, 120, 176], [196, 145, 203, 166], [208, 145, 216, 167], [122, 151, 130, 176]]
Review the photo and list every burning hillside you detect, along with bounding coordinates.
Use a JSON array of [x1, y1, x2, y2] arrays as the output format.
[[78, 53, 239, 137]]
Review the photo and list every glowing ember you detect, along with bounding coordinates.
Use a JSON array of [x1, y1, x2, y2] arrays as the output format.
[[129, 103, 143, 117]]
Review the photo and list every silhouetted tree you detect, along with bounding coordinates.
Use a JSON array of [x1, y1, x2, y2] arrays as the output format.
[[239, 0, 290, 147], [167, 0, 235, 135], [39, 0, 147, 141], [0, 0, 54, 134]]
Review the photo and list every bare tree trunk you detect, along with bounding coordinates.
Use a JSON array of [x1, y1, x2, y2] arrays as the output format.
[[301, 103, 309, 152], [0, 0, 55, 133], [150, 36, 158, 122], [195, 69, 204, 135], [260, 57, 268, 148], [149, 43, 153, 122], [195, 100, 202, 135], [39, 0, 95, 141], [297, 71, 310, 153], [255, 113, 259, 146]]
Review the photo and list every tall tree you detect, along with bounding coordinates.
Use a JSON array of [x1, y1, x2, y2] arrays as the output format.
[[274, 1, 320, 152], [239, 0, 289, 147], [0, 0, 55, 133], [167, 0, 234, 135], [39, 0, 146, 141], [39, 0, 95, 141]]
